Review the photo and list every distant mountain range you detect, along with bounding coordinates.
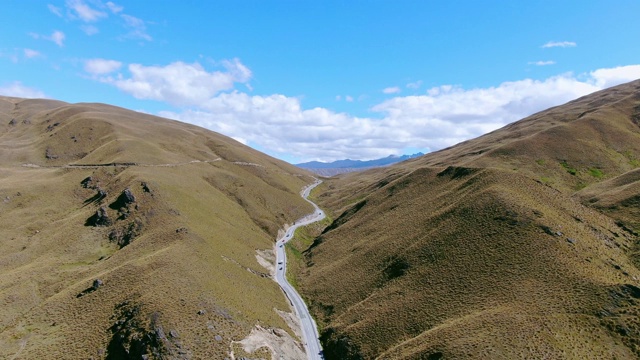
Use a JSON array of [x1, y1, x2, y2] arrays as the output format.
[[296, 153, 424, 176]]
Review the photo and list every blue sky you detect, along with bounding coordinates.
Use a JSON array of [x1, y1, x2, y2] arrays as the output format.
[[1, 1, 640, 163]]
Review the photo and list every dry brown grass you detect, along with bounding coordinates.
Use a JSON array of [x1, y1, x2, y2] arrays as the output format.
[[0, 96, 315, 359], [293, 80, 640, 359]]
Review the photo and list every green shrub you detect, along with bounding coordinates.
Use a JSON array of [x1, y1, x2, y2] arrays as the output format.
[[560, 161, 577, 175], [588, 168, 604, 178]]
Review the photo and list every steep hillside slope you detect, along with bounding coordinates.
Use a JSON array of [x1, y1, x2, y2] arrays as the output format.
[[296, 80, 640, 359], [0, 96, 315, 359]]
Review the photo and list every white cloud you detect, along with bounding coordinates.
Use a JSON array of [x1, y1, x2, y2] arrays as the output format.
[[529, 60, 556, 66], [104, 60, 251, 106], [383, 86, 401, 94], [345, 95, 354, 102], [93, 60, 640, 162], [84, 58, 122, 74], [427, 85, 452, 96], [406, 80, 422, 89], [58, 0, 149, 41], [48, 4, 63, 17], [121, 13, 143, 27], [81, 25, 99, 35], [542, 41, 576, 48], [0, 82, 46, 98], [29, 30, 65, 47], [50, 30, 65, 46], [221, 58, 251, 82], [106, 1, 123, 13], [372, 76, 598, 133], [120, 14, 152, 41], [0, 50, 19, 63], [589, 65, 640, 88], [65, 0, 107, 22], [23, 49, 41, 58]]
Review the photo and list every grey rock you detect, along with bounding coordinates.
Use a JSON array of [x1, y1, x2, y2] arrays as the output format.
[[45, 148, 58, 159], [81, 176, 93, 188], [214, 335, 223, 342], [92, 279, 104, 290], [122, 188, 136, 204], [155, 325, 166, 340], [141, 182, 152, 193], [86, 206, 112, 227], [110, 188, 136, 211], [97, 189, 107, 200]]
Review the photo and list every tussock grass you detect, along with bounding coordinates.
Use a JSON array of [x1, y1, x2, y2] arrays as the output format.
[[296, 80, 640, 359], [0, 96, 315, 358]]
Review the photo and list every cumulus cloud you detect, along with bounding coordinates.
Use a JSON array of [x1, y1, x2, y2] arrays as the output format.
[[588, 65, 640, 89], [103, 60, 252, 106], [542, 41, 576, 48], [0, 82, 46, 98], [159, 93, 400, 161], [89, 58, 640, 162], [157, 65, 640, 162], [345, 95, 354, 102], [84, 58, 122, 74], [529, 60, 556, 66], [383, 86, 401, 94], [66, 0, 107, 22]]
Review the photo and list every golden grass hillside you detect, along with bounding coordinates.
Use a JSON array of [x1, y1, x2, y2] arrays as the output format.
[[0, 96, 315, 359], [294, 80, 640, 359]]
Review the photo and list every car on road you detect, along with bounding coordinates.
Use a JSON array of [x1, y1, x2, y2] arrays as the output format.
[[279, 267, 283, 270], [278, 261, 283, 264]]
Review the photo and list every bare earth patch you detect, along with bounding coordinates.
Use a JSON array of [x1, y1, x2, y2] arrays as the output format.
[[229, 324, 306, 360], [255, 249, 276, 277], [276, 308, 304, 343]]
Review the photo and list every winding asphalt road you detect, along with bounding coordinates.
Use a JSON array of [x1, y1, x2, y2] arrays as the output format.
[[274, 179, 325, 360]]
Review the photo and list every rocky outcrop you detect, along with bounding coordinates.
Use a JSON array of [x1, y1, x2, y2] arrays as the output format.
[[108, 220, 144, 248], [106, 301, 190, 360], [76, 279, 105, 298], [85, 206, 112, 227], [110, 188, 137, 220]]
